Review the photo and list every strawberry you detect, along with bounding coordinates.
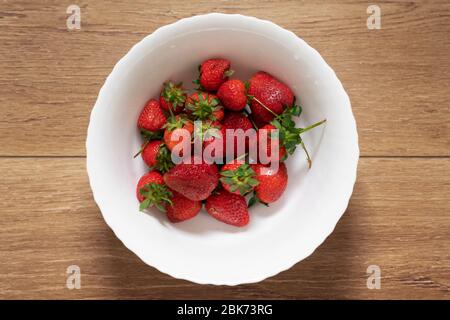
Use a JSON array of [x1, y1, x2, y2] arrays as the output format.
[[163, 156, 220, 201], [141, 140, 174, 173], [137, 99, 167, 132], [201, 121, 226, 160], [136, 171, 172, 211], [205, 190, 249, 227], [256, 124, 287, 163], [247, 71, 294, 124], [195, 120, 222, 143], [159, 81, 186, 114], [217, 79, 247, 111], [166, 190, 202, 223], [222, 111, 254, 131], [221, 112, 255, 158], [185, 92, 224, 121], [163, 115, 194, 152], [141, 140, 161, 167], [220, 161, 259, 195], [198, 58, 232, 91], [251, 162, 288, 204]]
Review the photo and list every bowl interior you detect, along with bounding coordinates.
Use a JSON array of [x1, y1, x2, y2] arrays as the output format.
[[87, 14, 357, 285]]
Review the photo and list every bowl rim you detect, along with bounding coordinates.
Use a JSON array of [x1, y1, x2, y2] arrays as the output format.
[[86, 12, 359, 285]]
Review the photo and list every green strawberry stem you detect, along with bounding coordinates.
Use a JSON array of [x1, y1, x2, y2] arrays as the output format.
[[248, 117, 258, 130], [300, 141, 312, 168], [234, 152, 248, 162], [243, 109, 258, 130], [300, 119, 327, 134], [223, 69, 234, 77], [250, 91, 326, 168], [133, 140, 149, 158], [250, 96, 278, 117], [168, 108, 174, 118], [167, 102, 175, 118], [299, 119, 326, 168], [250, 93, 326, 168]]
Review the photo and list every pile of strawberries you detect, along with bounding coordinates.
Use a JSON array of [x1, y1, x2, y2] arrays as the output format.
[[135, 58, 325, 227]]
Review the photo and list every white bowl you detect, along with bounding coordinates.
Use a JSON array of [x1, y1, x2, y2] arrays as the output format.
[[86, 13, 359, 285]]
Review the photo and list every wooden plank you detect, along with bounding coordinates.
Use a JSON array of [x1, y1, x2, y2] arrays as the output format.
[[0, 158, 448, 299], [0, 0, 449, 156]]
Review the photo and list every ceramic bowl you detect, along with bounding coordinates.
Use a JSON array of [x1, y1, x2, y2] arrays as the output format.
[[86, 13, 359, 285]]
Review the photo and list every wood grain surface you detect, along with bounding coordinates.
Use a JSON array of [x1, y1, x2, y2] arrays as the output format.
[[0, 0, 449, 299]]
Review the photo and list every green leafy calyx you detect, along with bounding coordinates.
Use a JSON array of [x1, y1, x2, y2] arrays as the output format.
[[162, 81, 186, 111], [152, 144, 174, 173], [186, 93, 220, 120], [164, 114, 189, 132], [139, 183, 173, 212], [194, 120, 221, 142], [220, 164, 259, 196]]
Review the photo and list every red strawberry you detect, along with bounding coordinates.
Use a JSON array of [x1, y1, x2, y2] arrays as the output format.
[[136, 171, 172, 211], [137, 99, 167, 132], [248, 71, 294, 124], [222, 112, 255, 158], [197, 120, 222, 144], [257, 124, 287, 163], [222, 111, 254, 131], [163, 156, 220, 201], [202, 121, 226, 160], [166, 190, 202, 223], [252, 162, 288, 204], [159, 81, 186, 114], [217, 79, 247, 111], [220, 161, 259, 195], [163, 115, 194, 152], [136, 171, 164, 202], [141, 140, 174, 172], [205, 190, 249, 227], [185, 92, 224, 121], [199, 58, 232, 91], [141, 140, 161, 167]]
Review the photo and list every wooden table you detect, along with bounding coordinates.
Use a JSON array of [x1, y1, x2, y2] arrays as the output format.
[[1, 0, 449, 299]]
